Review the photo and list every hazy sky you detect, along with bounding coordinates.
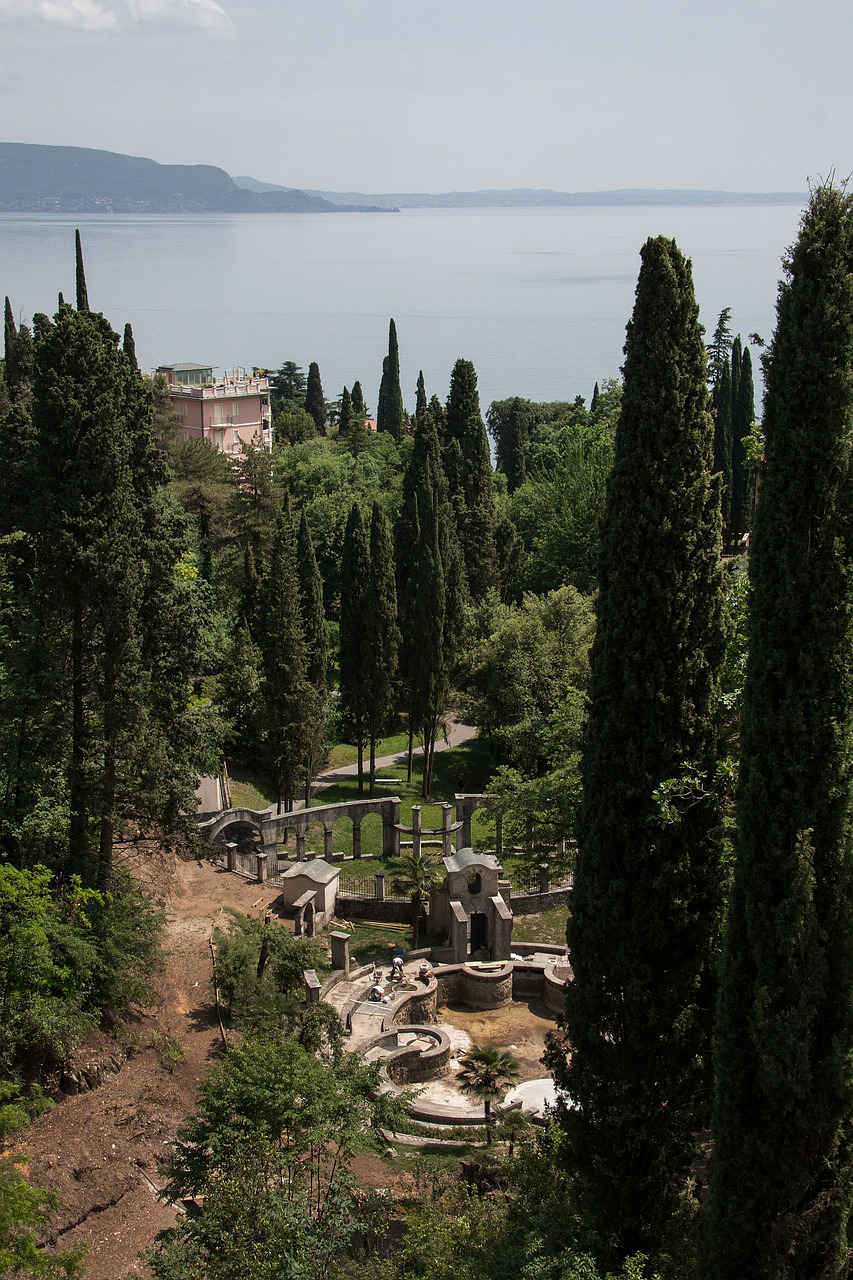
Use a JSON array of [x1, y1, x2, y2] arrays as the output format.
[[0, 0, 847, 193]]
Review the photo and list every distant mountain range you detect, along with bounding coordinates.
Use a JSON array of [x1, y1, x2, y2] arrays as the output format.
[[0, 143, 805, 214], [0, 143, 379, 214], [235, 176, 806, 209]]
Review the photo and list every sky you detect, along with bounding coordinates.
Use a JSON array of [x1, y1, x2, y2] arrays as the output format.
[[0, 0, 848, 194]]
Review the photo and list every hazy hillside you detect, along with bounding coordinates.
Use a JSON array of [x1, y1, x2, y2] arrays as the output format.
[[0, 143, 378, 213]]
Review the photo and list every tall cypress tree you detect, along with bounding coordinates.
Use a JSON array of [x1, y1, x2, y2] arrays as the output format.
[[122, 322, 138, 370], [728, 344, 755, 546], [707, 185, 853, 1280], [415, 370, 427, 419], [75, 229, 89, 311], [375, 357, 388, 436], [351, 380, 366, 420], [255, 505, 313, 813], [381, 319, 405, 442], [365, 502, 400, 794], [444, 358, 497, 599], [296, 508, 327, 806], [714, 359, 734, 538], [339, 503, 371, 794], [338, 385, 353, 436], [304, 361, 326, 435], [553, 236, 725, 1264]]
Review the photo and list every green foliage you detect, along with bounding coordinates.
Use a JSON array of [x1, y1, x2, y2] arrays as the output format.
[[212, 910, 324, 1031], [305, 361, 327, 435], [444, 359, 497, 599], [707, 184, 853, 1279], [147, 1032, 403, 1280], [559, 236, 725, 1266], [456, 1045, 520, 1142], [0, 1153, 86, 1278]]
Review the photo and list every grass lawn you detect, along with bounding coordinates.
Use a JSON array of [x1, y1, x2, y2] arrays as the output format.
[[331, 919, 413, 967], [225, 760, 276, 811], [510, 905, 570, 946], [326, 731, 412, 769]]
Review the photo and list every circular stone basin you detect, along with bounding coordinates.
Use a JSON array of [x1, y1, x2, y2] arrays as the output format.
[[505, 1077, 560, 1117]]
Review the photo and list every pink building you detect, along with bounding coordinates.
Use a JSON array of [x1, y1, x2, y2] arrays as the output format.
[[158, 363, 272, 455]]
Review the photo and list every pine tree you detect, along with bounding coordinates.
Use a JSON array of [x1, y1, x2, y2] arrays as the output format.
[[255, 505, 313, 813], [304, 361, 326, 435], [707, 305, 733, 393], [339, 504, 371, 794], [553, 236, 725, 1264], [382, 319, 405, 442], [706, 185, 853, 1280], [365, 502, 400, 794]]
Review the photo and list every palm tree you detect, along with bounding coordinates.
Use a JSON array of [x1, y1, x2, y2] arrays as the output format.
[[457, 1045, 521, 1144], [392, 851, 443, 948]]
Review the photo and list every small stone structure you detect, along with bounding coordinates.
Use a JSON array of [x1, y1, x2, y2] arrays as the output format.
[[277, 860, 339, 935], [429, 847, 513, 962]]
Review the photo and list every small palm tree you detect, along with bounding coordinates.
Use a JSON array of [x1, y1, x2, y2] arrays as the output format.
[[393, 850, 443, 948], [457, 1045, 521, 1144]]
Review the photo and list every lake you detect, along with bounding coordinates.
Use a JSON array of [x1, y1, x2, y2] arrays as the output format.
[[0, 203, 805, 414]]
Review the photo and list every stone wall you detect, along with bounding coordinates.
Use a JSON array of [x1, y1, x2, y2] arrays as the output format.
[[335, 896, 413, 924], [510, 888, 572, 915]]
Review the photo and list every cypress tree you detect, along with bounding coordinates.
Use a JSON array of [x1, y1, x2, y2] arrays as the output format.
[[707, 185, 853, 1280], [4, 298, 33, 401], [382, 319, 405, 442], [729, 344, 755, 546], [365, 502, 400, 794], [296, 509, 327, 696], [305, 361, 326, 435], [590, 381, 600, 415], [444, 358, 497, 599], [75, 229, 89, 311], [122, 322, 138, 370], [375, 357, 388, 436], [714, 359, 734, 538], [553, 236, 724, 1263], [339, 504, 371, 794], [255, 505, 313, 813], [338, 385, 353, 436], [296, 508, 327, 806], [415, 370, 427, 419], [351, 380, 366, 420]]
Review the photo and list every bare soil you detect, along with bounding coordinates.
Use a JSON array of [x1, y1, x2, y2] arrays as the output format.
[[15, 851, 289, 1280], [437, 998, 557, 1081]]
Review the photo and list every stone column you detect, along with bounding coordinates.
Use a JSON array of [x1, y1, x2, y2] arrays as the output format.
[[411, 805, 422, 858], [458, 797, 473, 848], [256, 852, 268, 883], [225, 841, 237, 872], [441, 803, 453, 857], [330, 931, 351, 976], [375, 872, 386, 902], [323, 825, 334, 861], [352, 818, 362, 859], [296, 827, 307, 860], [539, 862, 550, 895], [383, 801, 401, 858]]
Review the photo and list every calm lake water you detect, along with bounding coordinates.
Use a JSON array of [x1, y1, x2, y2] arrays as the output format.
[[0, 204, 805, 413]]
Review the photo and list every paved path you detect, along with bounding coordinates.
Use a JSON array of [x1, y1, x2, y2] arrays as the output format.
[[195, 715, 479, 817], [310, 715, 478, 792]]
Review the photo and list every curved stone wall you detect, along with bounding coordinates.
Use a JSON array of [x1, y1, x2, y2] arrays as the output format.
[[360, 1025, 452, 1084]]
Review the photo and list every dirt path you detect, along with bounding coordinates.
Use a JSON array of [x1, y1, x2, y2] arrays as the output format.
[[18, 854, 288, 1280]]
